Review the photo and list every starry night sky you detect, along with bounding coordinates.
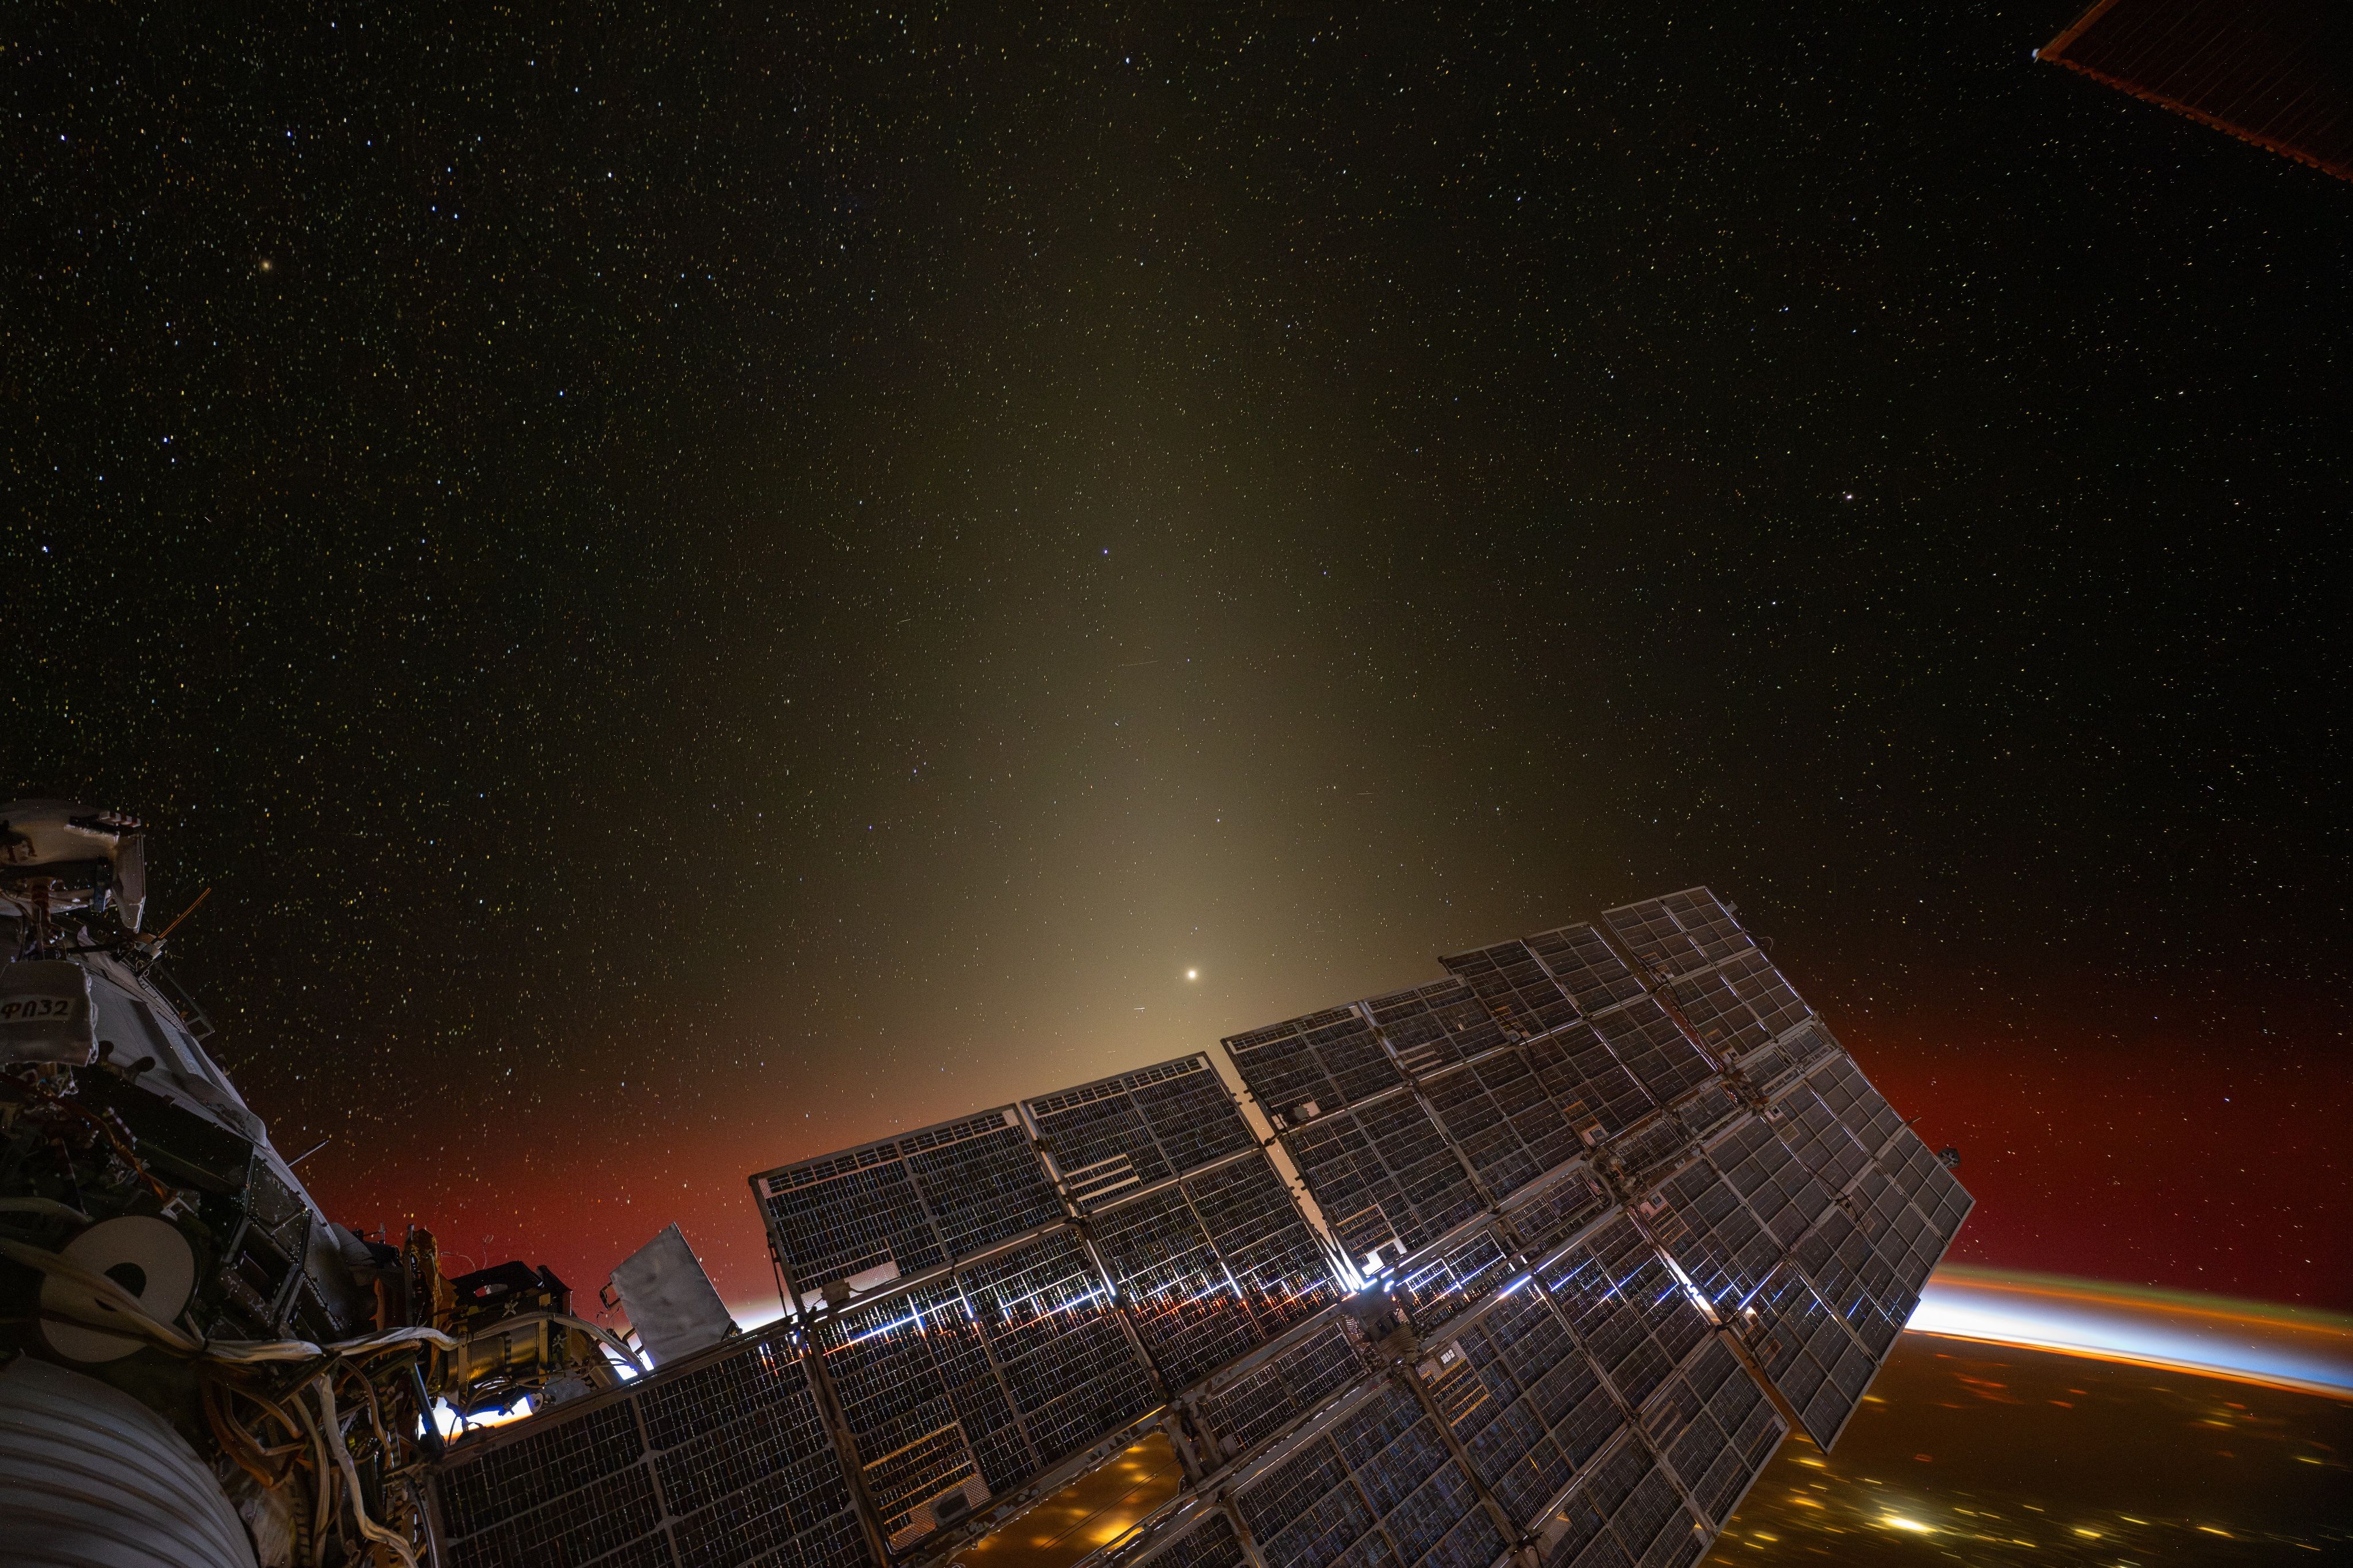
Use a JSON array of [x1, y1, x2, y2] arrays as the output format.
[[9, 5, 2347, 1314]]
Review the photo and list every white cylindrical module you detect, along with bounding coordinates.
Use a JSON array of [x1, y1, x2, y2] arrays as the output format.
[[0, 1355, 259, 1568]]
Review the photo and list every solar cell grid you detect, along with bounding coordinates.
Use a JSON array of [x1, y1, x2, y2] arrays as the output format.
[[1129, 1060, 1258, 1180], [670, 1467, 867, 1568], [1280, 1100, 1424, 1266], [1588, 1001, 1716, 1105], [1110, 1506, 1250, 1568], [1637, 1164, 1780, 1321], [1764, 1087, 1870, 1196], [1602, 891, 1757, 987], [1521, 1022, 1656, 1144], [435, 1401, 649, 1561], [1789, 1207, 1888, 1348], [1706, 1118, 1834, 1250], [445, 1461, 666, 1568], [758, 1159, 942, 1301], [1535, 1429, 1704, 1568], [1437, 942, 1580, 1040], [1023, 1057, 1257, 1214], [641, 1339, 856, 1558], [1307, 1011, 1412, 1111], [755, 1110, 1063, 1296], [431, 1330, 877, 1568], [1499, 1164, 1608, 1261], [908, 1120, 1069, 1262], [1658, 891, 1752, 969], [1032, 1091, 1176, 1210], [1660, 970, 1772, 1063], [1185, 1154, 1343, 1341], [1880, 1126, 1973, 1245], [1365, 980, 1505, 1079], [1847, 1165, 1912, 1245], [1673, 1083, 1743, 1145], [1715, 949, 1810, 1040], [1535, 1218, 1708, 1412], [1596, 1114, 1695, 1191], [1642, 1339, 1780, 1530], [1730, 1041, 1797, 1097], [1597, 902, 1696, 979], [1419, 1286, 1621, 1530], [1806, 1056, 1903, 1156], [1225, 1010, 1403, 1124], [718, 893, 1965, 1568], [1533, 1482, 1623, 1568], [1091, 1156, 1337, 1393], [1192, 1320, 1371, 1461], [819, 1276, 1033, 1539], [1524, 924, 1648, 1017], [1237, 1435, 1378, 1568], [1284, 1091, 1484, 1266], [1394, 1225, 1515, 1335], [1093, 1183, 1262, 1393], [435, 1400, 643, 1543], [1734, 1263, 1868, 1448], [1351, 1388, 1502, 1562], [1236, 1381, 1508, 1568], [1591, 1439, 1703, 1568], [1418, 1050, 1582, 1203], [1777, 1022, 1838, 1072], [1220, 1022, 1329, 1126], [961, 1231, 1159, 1462]]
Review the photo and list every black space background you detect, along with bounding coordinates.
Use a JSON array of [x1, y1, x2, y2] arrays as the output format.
[[7, 4, 2346, 1307]]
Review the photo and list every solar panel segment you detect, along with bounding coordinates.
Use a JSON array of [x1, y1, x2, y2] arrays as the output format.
[[753, 1110, 1064, 1301], [1233, 1380, 1508, 1568], [1223, 1007, 1402, 1126], [1533, 1217, 1712, 1415], [819, 1229, 1161, 1549], [1496, 1163, 1611, 1262], [1533, 1432, 1710, 1568], [430, 1326, 869, 1568], [1436, 939, 1581, 1040], [1189, 1318, 1371, 1465], [1023, 1056, 1255, 1212], [1098, 1501, 1252, 1568], [1521, 924, 1648, 1017], [1600, 890, 1754, 979], [1637, 1338, 1784, 1532], [1414, 1048, 1584, 1203], [1518, 1021, 1656, 1146], [1413, 1283, 1627, 1532], [1634, 1159, 1784, 1326], [1091, 1156, 1337, 1391], [1587, 1000, 1718, 1106], [1391, 1222, 1519, 1337], [1281, 1088, 1487, 1266], [1363, 979, 1507, 1078]]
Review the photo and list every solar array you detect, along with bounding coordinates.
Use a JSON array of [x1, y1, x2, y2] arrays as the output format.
[[426, 889, 1970, 1568]]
